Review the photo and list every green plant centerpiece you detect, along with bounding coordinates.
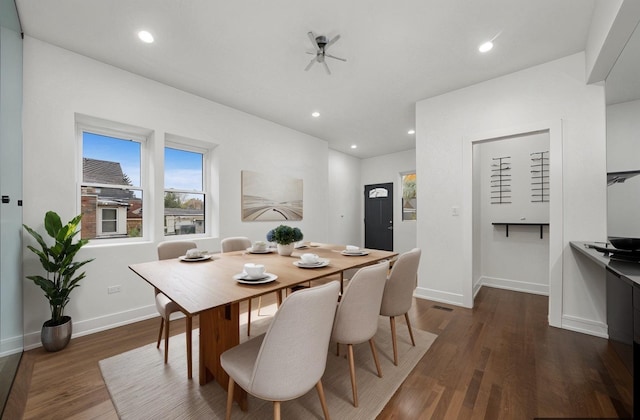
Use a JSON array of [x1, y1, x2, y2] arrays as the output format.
[[266, 225, 303, 256], [23, 211, 94, 351]]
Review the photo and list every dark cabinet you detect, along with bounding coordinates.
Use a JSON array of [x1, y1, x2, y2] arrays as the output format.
[[607, 267, 640, 418]]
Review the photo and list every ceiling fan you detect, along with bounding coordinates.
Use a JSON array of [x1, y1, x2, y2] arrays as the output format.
[[305, 32, 346, 75]]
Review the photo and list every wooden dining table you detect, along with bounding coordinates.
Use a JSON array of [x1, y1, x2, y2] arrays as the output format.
[[128, 243, 397, 409]]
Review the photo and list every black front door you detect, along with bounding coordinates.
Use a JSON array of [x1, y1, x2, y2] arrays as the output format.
[[364, 183, 393, 251]]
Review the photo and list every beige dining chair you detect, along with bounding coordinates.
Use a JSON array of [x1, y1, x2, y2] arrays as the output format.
[[220, 236, 261, 336], [331, 260, 389, 407], [156, 240, 197, 379], [380, 248, 421, 366], [221, 280, 340, 420]]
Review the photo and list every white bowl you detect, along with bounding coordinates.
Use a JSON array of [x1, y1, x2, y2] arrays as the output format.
[[244, 263, 266, 278], [300, 253, 319, 264]]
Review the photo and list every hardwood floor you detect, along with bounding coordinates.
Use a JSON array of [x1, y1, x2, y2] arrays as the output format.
[[4, 286, 632, 419]]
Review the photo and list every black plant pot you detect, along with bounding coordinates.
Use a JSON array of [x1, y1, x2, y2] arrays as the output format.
[[41, 316, 72, 352]]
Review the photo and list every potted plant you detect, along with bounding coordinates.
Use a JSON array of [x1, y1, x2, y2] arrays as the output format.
[[266, 225, 303, 256], [23, 211, 94, 352]]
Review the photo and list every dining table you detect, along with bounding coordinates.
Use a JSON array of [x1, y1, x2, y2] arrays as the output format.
[[128, 243, 398, 409]]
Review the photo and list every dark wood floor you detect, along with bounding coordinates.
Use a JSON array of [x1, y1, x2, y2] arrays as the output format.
[[4, 286, 633, 419]]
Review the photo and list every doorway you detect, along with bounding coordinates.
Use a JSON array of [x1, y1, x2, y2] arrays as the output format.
[[364, 183, 393, 251]]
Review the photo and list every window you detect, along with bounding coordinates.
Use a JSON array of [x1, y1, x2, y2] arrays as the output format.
[[401, 172, 417, 221], [79, 126, 145, 240], [164, 144, 206, 236], [100, 208, 118, 234]]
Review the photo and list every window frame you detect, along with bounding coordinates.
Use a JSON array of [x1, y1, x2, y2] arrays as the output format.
[[76, 117, 150, 244], [400, 170, 417, 222], [163, 137, 210, 239]]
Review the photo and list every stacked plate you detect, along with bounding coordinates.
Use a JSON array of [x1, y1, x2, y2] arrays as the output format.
[[341, 248, 369, 256], [293, 259, 330, 268], [233, 272, 278, 284]]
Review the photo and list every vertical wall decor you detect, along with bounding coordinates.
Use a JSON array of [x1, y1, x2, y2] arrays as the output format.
[[530, 151, 549, 202], [241, 170, 303, 221], [491, 156, 512, 204]]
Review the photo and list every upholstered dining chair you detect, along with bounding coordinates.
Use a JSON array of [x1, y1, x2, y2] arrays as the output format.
[[380, 247, 422, 366], [331, 260, 389, 407], [221, 281, 340, 420], [220, 236, 258, 336], [156, 240, 197, 379]]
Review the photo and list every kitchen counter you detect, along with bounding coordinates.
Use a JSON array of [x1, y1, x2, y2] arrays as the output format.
[[570, 241, 640, 286]]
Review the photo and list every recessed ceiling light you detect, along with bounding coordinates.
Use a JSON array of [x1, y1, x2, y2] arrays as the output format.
[[138, 30, 154, 44], [311, 111, 320, 118], [350, 144, 357, 149], [408, 129, 415, 135], [478, 41, 493, 53]]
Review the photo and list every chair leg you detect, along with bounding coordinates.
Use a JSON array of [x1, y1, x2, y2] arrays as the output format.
[[404, 312, 416, 346], [247, 299, 252, 337], [273, 401, 281, 420], [225, 377, 235, 420], [257, 296, 263, 315], [369, 338, 383, 378], [186, 315, 192, 379], [156, 318, 164, 348], [163, 317, 170, 364], [336, 342, 340, 357], [390, 316, 398, 366], [316, 381, 331, 420], [347, 344, 358, 407]]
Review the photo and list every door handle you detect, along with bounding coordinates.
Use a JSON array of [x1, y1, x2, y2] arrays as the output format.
[[387, 226, 393, 230]]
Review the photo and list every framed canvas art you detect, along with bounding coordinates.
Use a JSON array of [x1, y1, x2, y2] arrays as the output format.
[[241, 170, 303, 221]]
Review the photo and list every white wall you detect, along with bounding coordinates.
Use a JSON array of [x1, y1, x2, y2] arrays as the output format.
[[607, 99, 640, 237], [361, 149, 416, 253], [476, 132, 550, 296], [21, 38, 332, 348], [327, 149, 361, 246], [416, 53, 608, 337]]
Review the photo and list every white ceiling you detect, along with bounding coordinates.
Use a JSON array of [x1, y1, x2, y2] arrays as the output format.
[[15, 0, 596, 158]]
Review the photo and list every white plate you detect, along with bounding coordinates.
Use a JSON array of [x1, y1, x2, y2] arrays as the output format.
[[233, 272, 278, 284], [246, 247, 275, 254], [340, 250, 370, 256], [179, 255, 212, 262], [293, 259, 330, 268]]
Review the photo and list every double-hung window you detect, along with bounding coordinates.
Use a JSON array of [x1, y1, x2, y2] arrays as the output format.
[[164, 141, 207, 236], [79, 124, 146, 240]]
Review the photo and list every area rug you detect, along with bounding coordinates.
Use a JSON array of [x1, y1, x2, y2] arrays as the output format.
[[99, 309, 437, 419]]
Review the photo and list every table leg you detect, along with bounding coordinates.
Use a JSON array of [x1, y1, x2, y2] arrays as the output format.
[[199, 303, 247, 410]]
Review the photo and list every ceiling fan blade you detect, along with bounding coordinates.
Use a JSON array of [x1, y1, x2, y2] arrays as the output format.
[[322, 61, 331, 75], [307, 32, 320, 52], [325, 53, 346, 62], [325, 34, 341, 49], [304, 57, 317, 71]]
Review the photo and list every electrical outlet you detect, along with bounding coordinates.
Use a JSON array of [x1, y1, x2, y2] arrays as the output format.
[[107, 285, 121, 294]]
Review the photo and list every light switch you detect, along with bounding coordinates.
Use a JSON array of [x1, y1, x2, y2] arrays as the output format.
[[452, 206, 459, 216]]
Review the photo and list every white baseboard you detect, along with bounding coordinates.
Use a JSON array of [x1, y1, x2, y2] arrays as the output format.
[[479, 276, 549, 296], [414, 286, 466, 307], [561, 314, 608, 338], [24, 304, 158, 350], [0, 335, 24, 357]]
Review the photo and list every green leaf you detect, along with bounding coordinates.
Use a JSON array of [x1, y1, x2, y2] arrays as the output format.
[[44, 211, 63, 238]]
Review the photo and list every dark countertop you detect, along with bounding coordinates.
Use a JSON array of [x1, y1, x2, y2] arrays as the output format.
[[570, 241, 640, 286]]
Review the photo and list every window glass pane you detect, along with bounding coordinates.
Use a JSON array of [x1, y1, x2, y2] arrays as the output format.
[[164, 192, 205, 235], [80, 127, 145, 241], [164, 147, 203, 191], [83, 132, 141, 187], [402, 173, 417, 221]]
